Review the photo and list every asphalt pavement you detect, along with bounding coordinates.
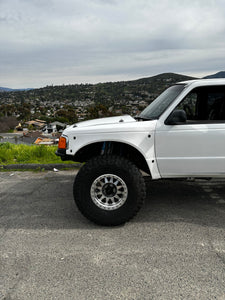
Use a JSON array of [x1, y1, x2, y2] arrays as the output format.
[[0, 170, 225, 300]]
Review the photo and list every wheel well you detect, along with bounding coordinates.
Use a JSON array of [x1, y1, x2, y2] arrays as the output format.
[[73, 141, 150, 175]]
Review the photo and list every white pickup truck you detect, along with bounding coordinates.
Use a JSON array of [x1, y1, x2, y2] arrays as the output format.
[[56, 79, 225, 225]]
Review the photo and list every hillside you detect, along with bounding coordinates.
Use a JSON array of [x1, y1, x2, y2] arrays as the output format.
[[0, 87, 33, 92], [0, 72, 197, 105], [0, 87, 13, 92], [0, 72, 197, 123], [204, 71, 225, 79]]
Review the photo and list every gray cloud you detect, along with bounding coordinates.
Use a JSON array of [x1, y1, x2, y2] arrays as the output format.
[[0, 0, 225, 87]]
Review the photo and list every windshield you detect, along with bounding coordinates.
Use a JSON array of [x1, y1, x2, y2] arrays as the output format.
[[139, 84, 186, 120]]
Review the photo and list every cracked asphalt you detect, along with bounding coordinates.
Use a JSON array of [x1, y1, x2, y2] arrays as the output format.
[[0, 170, 225, 300]]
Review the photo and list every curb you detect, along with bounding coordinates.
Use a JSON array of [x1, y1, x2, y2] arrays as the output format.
[[0, 163, 82, 171]]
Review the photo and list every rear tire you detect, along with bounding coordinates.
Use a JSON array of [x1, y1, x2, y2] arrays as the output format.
[[73, 155, 146, 226]]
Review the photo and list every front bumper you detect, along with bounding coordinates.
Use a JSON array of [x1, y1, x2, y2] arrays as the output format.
[[55, 149, 72, 161]]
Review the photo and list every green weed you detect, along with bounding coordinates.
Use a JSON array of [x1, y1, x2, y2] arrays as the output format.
[[0, 142, 73, 165]]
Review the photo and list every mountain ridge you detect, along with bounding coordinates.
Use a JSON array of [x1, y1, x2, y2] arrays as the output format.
[[0, 87, 33, 92], [0, 72, 197, 92], [1, 71, 225, 92], [203, 71, 225, 79]]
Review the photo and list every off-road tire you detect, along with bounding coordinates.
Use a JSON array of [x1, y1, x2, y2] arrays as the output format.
[[73, 155, 146, 226]]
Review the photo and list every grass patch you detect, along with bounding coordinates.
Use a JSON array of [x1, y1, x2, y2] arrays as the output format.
[[0, 142, 75, 165]]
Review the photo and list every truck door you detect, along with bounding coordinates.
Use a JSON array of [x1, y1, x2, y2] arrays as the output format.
[[155, 86, 225, 177]]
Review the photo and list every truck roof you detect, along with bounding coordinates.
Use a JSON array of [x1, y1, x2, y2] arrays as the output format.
[[179, 78, 225, 87]]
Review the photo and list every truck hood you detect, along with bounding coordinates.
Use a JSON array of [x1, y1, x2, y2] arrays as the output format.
[[73, 115, 136, 128]]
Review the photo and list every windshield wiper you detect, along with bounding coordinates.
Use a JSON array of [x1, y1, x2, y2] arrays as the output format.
[[134, 116, 153, 121]]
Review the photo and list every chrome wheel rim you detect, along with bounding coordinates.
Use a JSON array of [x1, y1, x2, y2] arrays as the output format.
[[90, 174, 128, 210]]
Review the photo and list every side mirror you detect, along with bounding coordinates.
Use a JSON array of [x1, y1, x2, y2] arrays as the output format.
[[165, 109, 187, 125]]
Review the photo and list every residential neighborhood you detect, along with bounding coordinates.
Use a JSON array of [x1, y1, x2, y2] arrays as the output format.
[[0, 73, 195, 131]]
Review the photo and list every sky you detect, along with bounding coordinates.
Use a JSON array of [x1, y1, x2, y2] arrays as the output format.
[[0, 0, 225, 88]]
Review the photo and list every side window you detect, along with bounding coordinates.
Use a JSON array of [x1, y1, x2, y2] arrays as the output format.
[[208, 92, 225, 120], [175, 86, 225, 123], [176, 92, 198, 120]]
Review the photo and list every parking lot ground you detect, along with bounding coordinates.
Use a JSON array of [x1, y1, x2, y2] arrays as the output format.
[[0, 171, 225, 300]]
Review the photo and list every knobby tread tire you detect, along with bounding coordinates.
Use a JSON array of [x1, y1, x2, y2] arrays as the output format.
[[73, 155, 146, 226]]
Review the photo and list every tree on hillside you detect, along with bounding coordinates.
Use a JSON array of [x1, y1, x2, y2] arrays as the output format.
[[55, 106, 78, 124], [17, 103, 31, 121], [0, 116, 18, 132], [87, 104, 112, 119]]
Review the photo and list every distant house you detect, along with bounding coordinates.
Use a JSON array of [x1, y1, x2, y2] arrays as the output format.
[[25, 119, 46, 130], [34, 137, 56, 145], [42, 121, 67, 134]]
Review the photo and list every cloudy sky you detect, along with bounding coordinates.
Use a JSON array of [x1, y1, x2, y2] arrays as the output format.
[[0, 0, 225, 88]]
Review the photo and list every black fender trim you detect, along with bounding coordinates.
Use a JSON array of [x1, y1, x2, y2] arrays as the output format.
[[55, 149, 72, 161]]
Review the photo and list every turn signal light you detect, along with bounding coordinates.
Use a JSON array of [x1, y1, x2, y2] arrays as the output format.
[[58, 136, 67, 149]]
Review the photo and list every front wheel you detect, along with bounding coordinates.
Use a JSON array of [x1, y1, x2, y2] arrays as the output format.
[[73, 155, 146, 226]]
